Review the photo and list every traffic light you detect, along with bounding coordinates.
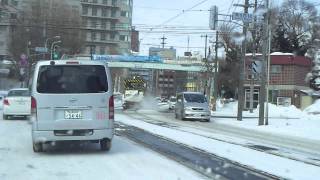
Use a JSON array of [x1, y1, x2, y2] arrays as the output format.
[[53, 52, 59, 60]]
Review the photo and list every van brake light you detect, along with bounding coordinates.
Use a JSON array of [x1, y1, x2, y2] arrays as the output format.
[[31, 96, 37, 113], [109, 95, 114, 120], [3, 99, 9, 106]]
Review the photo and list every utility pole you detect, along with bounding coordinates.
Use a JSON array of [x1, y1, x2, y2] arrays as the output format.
[[236, 0, 250, 121], [249, 0, 258, 113], [161, 35, 167, 49], [259, 0, 270, 125], [213, 31, 219, 104], [201, 34, 208, 59]]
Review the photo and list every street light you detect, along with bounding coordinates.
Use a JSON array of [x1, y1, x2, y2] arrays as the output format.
[[51, 40, 62, 60]]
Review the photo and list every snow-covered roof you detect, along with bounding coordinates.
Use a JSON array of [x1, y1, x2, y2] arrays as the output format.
[[270, 52, 295, 56]]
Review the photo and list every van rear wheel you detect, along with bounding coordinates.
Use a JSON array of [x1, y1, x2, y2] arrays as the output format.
[[33, 142, 43, 153], [100, 139, 111, 151]]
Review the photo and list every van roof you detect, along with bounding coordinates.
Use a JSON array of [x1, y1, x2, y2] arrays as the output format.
[[9, 88, 29, 91], [35, 60, 108, 67]]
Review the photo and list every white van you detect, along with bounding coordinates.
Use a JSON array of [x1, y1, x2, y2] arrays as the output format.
[[29, 60, 114, 152], [174, 92, 211, 122]]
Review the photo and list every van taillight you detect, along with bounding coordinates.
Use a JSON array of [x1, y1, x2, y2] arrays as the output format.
[[109, 95, 114, 120], [3, 99, 9, 106], [31, 96, 37, 113]]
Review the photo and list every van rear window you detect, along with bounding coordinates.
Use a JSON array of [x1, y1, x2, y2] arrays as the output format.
[[37, 65, 108, 94]]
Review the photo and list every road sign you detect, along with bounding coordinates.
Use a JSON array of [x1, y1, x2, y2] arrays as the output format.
[[35, 47, 48, 53], [232, 12, 253, 22]]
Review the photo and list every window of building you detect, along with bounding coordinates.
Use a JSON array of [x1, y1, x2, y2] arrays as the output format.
[[91, 19, 97, 28], [101, 33, 106, 41], [92, 7, 97, 16], [123, 0, 130, 5], [112, 0, 117, 6], [91, 32, 96, 40], [11, 0, 18, 6], [110, 33, 116, 40], [92, 0, 98, 3], [103, 0, 108, 4], [82, 0, 88, 2], [82, 6, 88, 15], [271, 65, 282, 73], [245, 89, 259, 109], [119, 35, 128, 41], [101, 20, 107, 29], [110, 22, 116, 29], [82, 19, 88, 27], [120, 11, 128, 17], [102, 8, 107, 17], [100, 46, 106, 54], [111, 9, 117, 17]]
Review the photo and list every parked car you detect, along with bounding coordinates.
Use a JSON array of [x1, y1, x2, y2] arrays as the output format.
[[3, 88, 31, 120], [168, 96, 177, 110], [174, 92, 211, 122], [30, 60, 114, 152]]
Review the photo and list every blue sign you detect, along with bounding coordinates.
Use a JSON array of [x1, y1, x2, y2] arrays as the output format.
[[93, 55, 163, 63]]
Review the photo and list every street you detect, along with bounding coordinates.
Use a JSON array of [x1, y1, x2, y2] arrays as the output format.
[[0, 111, 207, 180]]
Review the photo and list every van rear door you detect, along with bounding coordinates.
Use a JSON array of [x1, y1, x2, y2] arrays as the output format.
[[34, 64, 113, 131]]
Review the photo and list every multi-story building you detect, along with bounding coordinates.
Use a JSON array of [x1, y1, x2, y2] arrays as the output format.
[[0, 0, 19, 59], [80, 0, 133, 55], [244, 53, 312, 109], [12, 0, 132, 56]]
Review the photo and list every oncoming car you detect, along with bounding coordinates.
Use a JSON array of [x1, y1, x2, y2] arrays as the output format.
[[29, 60, 114, 152], [174, 92, 211, 122], [3, 88, 31, 120]]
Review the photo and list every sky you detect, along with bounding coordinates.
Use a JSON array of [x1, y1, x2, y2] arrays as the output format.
[[132, 0, 320, 57]]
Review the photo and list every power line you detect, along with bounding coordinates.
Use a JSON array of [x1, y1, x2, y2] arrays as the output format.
[[159, 0, 210, 26]]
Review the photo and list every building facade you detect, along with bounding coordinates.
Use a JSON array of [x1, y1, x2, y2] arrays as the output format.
[[0, 0, 19, 59], [130, 27, 139, 52], [11, 0, 132, 56], [80, 0, 132, 55], [245, 54, 312, 109]]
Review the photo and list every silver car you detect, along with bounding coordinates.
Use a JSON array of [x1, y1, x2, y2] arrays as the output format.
[[30, 60, 114, 152], [174, 92, 211, 122]]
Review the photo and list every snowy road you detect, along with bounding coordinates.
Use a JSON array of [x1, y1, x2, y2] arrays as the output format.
[[119, 110, 320, 180], [0, 114, 206, 180]]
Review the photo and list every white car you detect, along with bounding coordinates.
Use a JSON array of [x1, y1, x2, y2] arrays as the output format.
[[3, 88, 31, 120], [168, 96, 177, 110]]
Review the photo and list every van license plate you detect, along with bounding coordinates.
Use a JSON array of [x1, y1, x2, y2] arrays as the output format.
[[65, 111, 83, 119]]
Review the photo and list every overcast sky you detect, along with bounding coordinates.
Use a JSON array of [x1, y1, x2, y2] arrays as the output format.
[[132, 0, 319, 57]]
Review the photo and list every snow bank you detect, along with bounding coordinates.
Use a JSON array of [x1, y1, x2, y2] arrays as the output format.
[[215, 101, 304, 118], [304, 99, 320, 115], [254, 104, 304, 118]]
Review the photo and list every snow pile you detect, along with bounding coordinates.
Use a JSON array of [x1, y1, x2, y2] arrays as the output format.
[[304, 99, 320, 115], [214, 101, 305, 119], [254, 103, 304, 118]]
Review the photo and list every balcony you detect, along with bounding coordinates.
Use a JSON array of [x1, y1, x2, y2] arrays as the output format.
[[81, 1, 120, 8], [81, 14, 119, 21], [86, 39, 120, 44]]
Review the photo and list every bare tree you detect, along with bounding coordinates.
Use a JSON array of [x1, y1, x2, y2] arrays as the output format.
[[272, 0, 318, 55], [9, 0, 84, 64]]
